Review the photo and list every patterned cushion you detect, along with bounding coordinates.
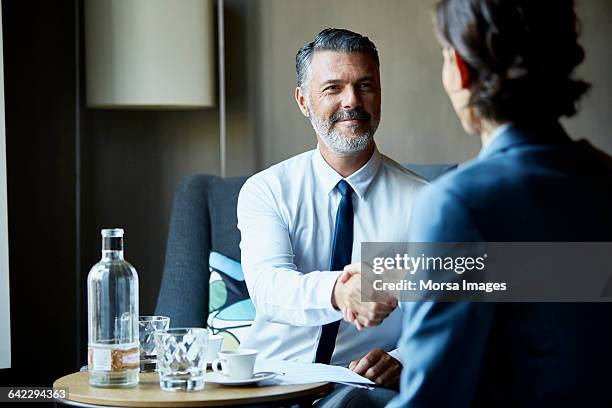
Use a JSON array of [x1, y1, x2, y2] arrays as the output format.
[[207, 251, 255, 350]]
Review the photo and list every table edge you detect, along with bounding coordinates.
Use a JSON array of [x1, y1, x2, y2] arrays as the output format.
[[54, 372, 334, 408]]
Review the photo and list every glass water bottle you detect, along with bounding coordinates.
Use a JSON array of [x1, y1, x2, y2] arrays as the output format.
[[87, 228, 139, 387]]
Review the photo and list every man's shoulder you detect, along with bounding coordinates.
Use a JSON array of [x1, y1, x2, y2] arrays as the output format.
[[267, 149, 315, 175], [379, 154, 428, 187], [240, 150, 315, 196]]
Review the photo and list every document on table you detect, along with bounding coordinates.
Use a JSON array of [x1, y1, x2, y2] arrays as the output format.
[[255, 359, 375, 387]]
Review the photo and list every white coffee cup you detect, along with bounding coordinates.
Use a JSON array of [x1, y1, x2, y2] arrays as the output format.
[[212, 349, 258, 380], [206, 335, 224, 364]]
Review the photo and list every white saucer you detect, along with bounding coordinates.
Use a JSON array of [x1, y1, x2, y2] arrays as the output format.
[[205, 371, 282, 386]]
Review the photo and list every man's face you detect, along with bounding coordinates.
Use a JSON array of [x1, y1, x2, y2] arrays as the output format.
[[297, 51, 381, 156]]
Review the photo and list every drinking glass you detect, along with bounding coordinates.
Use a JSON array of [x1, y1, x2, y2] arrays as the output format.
[[155, 328, 208, 391], [138, 316, 170, 372]]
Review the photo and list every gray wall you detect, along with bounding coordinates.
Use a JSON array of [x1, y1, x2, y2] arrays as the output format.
[[82, 0, 612, 316], [564, 0, 612, 150]]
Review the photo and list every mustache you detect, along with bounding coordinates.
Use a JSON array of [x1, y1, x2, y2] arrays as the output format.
[[330, 108, 371, 124]]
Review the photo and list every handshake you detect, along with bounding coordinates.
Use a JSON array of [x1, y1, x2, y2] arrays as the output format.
[[332, 262, 398, 330]]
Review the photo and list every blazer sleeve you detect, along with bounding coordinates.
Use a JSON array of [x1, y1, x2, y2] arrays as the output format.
[[388, 183, 495, 408]]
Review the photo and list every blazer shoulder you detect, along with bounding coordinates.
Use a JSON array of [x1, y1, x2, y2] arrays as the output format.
[[408, 176, 482, 242], [433, 156, 516, 202]]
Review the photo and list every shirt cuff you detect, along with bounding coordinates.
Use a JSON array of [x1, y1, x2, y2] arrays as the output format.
[[319, 270, 344, 318], [388, 348, 404, 366]]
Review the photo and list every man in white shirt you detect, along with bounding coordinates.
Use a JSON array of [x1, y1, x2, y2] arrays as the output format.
[[237, 28, 425, 393]]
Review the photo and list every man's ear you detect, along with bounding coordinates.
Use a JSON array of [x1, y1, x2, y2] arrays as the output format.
[[295, 86, 310, 117], [453, 49, 471, 89]]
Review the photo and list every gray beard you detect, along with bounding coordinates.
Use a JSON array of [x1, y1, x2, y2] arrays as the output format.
[[308, 112, 379, 157]]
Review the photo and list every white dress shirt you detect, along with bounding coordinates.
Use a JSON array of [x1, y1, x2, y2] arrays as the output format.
[[237, 146, 426, 367], [479, 123, 512, 156]]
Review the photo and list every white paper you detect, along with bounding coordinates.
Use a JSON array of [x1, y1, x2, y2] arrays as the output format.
[[254, 359, 375, 386]]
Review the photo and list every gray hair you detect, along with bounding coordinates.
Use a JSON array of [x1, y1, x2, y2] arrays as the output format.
[[295, 28, 380, 89]]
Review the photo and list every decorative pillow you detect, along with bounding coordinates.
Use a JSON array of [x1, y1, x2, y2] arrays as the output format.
[[207, 251, 255, 350]]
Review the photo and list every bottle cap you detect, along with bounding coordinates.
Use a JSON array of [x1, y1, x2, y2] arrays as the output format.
[[101, 228, 124, 237]]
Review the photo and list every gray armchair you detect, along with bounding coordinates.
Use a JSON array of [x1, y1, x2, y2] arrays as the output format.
[[154, 165, 455, 327]]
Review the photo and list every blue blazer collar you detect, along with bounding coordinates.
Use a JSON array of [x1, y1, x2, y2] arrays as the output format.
[[479, 122, 571, 160]]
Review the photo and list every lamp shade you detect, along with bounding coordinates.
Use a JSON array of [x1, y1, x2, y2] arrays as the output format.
[[85, 0, 215, 108]]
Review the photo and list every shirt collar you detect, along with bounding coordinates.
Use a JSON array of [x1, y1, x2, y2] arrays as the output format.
[[482, 123, 512, 152], [312, 145, 383, 199]]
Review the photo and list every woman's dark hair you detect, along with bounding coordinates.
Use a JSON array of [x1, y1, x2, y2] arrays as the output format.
[[435, 0, 590, 123]]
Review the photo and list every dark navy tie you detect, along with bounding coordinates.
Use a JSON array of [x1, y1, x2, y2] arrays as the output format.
[[314, 180, 354, 364]]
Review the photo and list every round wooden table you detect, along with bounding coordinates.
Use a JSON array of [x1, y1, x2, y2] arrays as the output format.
[[53, 371, 333, 407]]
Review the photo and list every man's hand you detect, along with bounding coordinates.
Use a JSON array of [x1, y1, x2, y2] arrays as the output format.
[[332, 264, 397, 329], [339, 261, 362, 283], [337, 263, 398, 329], [349, 348, 402, 390]]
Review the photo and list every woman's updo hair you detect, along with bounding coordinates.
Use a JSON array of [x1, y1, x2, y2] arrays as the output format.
[[435, 0, 590, 123]]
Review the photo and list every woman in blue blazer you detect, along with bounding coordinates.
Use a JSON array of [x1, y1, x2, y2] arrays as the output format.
[[385, 0, 612, 407]]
